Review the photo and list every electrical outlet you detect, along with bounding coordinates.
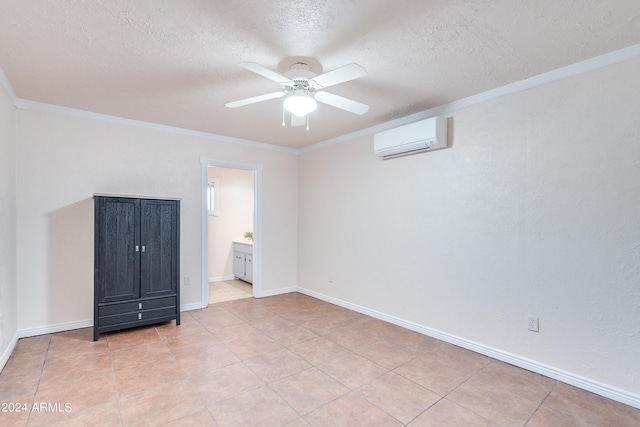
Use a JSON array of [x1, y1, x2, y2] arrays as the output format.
[[328, 274, 334, 283], [527, 315, 539, 332], [184, 276, 191, 286]]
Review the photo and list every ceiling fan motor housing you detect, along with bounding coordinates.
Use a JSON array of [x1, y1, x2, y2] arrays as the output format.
[[285, 79, 316, 96], [284, 63, 318, 95], [285, 62, 316, 79]]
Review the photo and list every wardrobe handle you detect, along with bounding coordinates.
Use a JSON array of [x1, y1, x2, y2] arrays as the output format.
[[142, 246, 146, 252], [135, 245, 139, 252]]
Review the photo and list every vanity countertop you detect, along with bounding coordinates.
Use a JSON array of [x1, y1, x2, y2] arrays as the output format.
[[233, 241, 253, 254]]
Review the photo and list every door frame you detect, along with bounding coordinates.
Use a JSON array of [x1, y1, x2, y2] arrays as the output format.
[[200, 157, 263, 308]]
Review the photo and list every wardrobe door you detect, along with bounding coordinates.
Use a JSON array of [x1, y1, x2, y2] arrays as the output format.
[[95, 197, 141, 303], [140, 199, 178, 298]]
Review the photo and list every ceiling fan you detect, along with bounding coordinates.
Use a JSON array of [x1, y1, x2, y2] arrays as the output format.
[[225, 61, 369, 128]]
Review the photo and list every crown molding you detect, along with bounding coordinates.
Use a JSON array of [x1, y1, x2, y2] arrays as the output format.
[[199, 156, 264, 171], [3, 43, 639, 156], [0, 66, 18, 104], [12, 98, 300, 154], [0, 61, 294, 154], [301, 43, 640, 154], [0, 65, 296, 154]]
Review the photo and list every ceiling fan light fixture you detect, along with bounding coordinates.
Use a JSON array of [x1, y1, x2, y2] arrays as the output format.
[[284, 91, 317, 117]]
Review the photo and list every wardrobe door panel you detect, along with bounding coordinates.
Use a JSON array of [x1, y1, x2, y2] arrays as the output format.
[[140, 200, 178, 298], [97, 197, 140, 303]]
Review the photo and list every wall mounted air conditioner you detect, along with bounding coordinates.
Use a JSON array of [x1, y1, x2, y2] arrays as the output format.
[[374, 116, 448, 159]]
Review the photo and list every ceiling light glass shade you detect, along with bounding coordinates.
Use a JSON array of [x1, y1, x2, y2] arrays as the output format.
[[284, 91, 317, 117]]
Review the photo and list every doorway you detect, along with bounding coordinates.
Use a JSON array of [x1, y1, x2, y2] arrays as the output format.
[[200, 158, 262, 307]]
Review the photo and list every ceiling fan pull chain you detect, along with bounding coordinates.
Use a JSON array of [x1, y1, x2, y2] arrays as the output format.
[[282, 105, 286, 126], [306, 114, 310, 130]]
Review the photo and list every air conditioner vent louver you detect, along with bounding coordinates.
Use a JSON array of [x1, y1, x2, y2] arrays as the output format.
[[374, 116, 447, 159]]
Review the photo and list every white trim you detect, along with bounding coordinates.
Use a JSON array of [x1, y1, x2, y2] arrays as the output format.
[[256, 286, 297, 298], [0, 66, 18, 105], [199, 157, 265, 171], [180, 302, 203, 312], [301, 43, 640, 153], [209, 275, 236, 283], [254, 168, 263, 298], [201, 159, 263, 309], [13, 99, 299, 154], [200, 162, 209, 308], [11, 305, 197, 342], [0, 332, 19, 372], [17, 319, 93, 338], [297, 286, 640, 410], [207, 177, 220, 216]]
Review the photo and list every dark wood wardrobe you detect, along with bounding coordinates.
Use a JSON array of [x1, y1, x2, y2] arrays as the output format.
[[93, 195, 180, 341]]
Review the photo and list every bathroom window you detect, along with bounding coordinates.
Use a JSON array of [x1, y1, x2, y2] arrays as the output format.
[[207, 178, 219, 216]]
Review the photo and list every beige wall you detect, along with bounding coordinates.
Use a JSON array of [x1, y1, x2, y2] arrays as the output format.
[[0, 80, 17, 365], [14, 109, 298, 331], [298, 58, 640, 395], [207, 166, 254, 280]]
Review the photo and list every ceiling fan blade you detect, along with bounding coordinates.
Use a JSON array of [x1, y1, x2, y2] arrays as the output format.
[[239, 62, 293, 85], [308, 63, 367, 89], [225, 91, 284, 108], [291, 114, 306, 127], [314, 91, 369, 115]]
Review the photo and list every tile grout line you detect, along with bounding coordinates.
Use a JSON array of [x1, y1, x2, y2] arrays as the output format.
[[197, 306, 296, 423], [214, 299, 389, 423], [24, 335, 52, 427], [172, 311, 263, 423], [206, 299, 497, 425], [391, 350, 494, 426], [105, 338, 126, 427], [111, 321, 209, 426], [264, 365, 318, 419], [522, 380, 559, 426]]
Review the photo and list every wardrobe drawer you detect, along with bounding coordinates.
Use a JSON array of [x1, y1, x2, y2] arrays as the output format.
[[98, 306, 177, 327], [98, 296, 176, 317]]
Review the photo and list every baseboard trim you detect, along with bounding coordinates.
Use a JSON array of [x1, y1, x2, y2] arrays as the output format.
[[17, 319, 93, 339], [0, 332, 19, 372], [180, 302, 203, 312], [297, 287, 640, 410], [14, 305, 200, 339], [257, 286, 297, 298], [208, 275, 236, 283]]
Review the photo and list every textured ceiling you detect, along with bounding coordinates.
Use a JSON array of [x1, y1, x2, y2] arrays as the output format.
[[1, 1, 639, 148]]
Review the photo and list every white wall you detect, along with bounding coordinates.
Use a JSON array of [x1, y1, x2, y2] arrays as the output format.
[[14, 109, 298, 331], [0, 79, 17, 367], [207, 166, 254, 280], [298, 57, 640, 397]]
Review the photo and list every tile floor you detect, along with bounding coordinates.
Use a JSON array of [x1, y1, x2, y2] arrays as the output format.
[[209, 280, 253, 304], [1, 293, 639, 426]]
